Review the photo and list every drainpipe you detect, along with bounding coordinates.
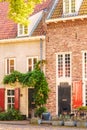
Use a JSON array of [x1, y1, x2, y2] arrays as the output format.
[[40, 38, 43, 71]]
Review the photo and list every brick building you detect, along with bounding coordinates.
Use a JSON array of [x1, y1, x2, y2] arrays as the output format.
[[0, 0, 87, 118], [46, 0, 87, 116]]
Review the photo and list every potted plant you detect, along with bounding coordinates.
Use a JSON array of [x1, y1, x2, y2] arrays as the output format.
[[52, 115, 64, 126], [76, 106, 87, 128]]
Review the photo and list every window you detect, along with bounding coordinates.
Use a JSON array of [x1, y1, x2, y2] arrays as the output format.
[[85, 83, 87, 106], [83, 52, 87, 78], [63, 0, 76, 15], [5, 58, 15, 74], [27, 57, 38, 72], [82, 52, 87, 106], [58, 53, 71, 78], [18, 24, 29, 36], [7, 89, 15, 109]]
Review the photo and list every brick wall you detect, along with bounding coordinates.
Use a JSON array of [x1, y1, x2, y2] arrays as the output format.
[[46, 19, 87, 115]]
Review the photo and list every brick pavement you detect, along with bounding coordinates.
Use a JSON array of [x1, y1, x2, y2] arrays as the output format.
[[0, 121, 86, 130]]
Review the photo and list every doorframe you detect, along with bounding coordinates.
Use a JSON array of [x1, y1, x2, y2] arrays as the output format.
[[56, 53, 72, 115], [28, 88, 35, 118]]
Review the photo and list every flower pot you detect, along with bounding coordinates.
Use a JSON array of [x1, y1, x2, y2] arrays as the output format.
[[77, 121, 87, 128], [38, 119, 42, 124], [52, 120, 64, 126], [64, 120, 77, 127]]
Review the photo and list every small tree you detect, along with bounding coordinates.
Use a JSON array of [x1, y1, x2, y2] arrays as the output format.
[[0, 0, 45, 25]]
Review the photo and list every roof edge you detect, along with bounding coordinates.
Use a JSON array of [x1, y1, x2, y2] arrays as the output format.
[[0, 36, 45, 44], [47, 0, 59, 19], [46, 15, 87, 24]]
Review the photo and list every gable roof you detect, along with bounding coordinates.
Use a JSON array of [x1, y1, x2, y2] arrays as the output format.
[[79, 0, 87, 15], [47, 0, 87, 20], [0, 2, 17, 40], [0, 0, 52, 40], [28, 10, 44, 36]]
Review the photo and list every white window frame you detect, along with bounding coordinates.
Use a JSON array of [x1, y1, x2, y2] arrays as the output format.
[[18, 24, 29, 37], [27, 56, 38, 72], [63, 0, 77, 16], [56, 52, 72, 115], [57, 52, 71, 79], [5, 58, 16, 75], [5, 88, 15, 110], [82, 52, 87, 79], [82, 51, 87, 106]]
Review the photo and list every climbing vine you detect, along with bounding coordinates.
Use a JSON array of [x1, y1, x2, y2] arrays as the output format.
[[3, 61, 49, 114]]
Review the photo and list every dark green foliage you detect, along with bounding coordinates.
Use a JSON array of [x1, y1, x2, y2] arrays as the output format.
[[3, 71, 21, 84], [3, 61, 49, 117], [35, 106, 47, 117], [0, 108, 23, 120], [78, 106, 87, 111]]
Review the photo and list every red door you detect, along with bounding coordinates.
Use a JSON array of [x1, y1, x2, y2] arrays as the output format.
[[72, 81, 82, 109], [0, 88, 5, 112]]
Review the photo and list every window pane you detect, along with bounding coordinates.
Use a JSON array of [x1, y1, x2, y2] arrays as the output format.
[[10, 60, 14, 65], [71, 0, 75, 13], [58, 55, 63, 77], [12, 97, 14, 103], [19, 24, 23, 35], [8, 97, 11, 103], [28, 67, 32, 71], [8, 104, 11, 109], [11, 90, 14, 95], [65, 54, 70, 77], [7, 59, 9, 74], [10, 67, 14, 73], [7, 90, 14, 95], [65, 0, 69, 13], [7, 90, 11, 95], [28, 59, 32, 72], [84, 53, 87, 78], [33, 58, 37, 64], [28, 59, 32, 65], [10, 59, 14, 73], [6, 59, 15, 74], [33, 58, 37, 68], [24, 26, 28, 34], [12, 104, 14, 108]]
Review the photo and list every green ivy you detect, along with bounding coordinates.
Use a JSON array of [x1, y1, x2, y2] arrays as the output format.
[[3, 61, 49, 113]]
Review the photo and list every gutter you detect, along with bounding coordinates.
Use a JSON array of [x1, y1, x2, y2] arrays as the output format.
[[46, 15, 87, 24], [0, 36, 45, 44]]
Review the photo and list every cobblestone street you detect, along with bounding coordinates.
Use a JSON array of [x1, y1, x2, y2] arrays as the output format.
[[0, 121, 86, 130]]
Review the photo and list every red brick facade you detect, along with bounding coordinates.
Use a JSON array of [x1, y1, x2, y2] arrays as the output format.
[[46, 18, 87, 115]]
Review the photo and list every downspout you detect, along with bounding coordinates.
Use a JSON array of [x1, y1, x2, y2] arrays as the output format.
[[40, 38, 43, 71]]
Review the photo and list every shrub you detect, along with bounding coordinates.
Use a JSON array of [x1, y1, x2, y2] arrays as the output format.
[[35, 106, 47, 118], [78, 106, 87, 111], [0, 108, 23, 120]]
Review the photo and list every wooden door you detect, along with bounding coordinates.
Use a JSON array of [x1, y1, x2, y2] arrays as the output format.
[[28, 88, 35, 118], [58, 83, 71, 114]]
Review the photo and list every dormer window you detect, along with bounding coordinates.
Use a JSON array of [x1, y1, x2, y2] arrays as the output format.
[[18, 24, 29, 37], [63, 0, 76, 16]]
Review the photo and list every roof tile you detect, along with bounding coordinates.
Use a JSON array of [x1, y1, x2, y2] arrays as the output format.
[[0, 0, 52, 40], [50, 0, 87, 19], [79, 0, 87, 15], [51, 0, 63, 19], [0, 2, 17, 40]]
